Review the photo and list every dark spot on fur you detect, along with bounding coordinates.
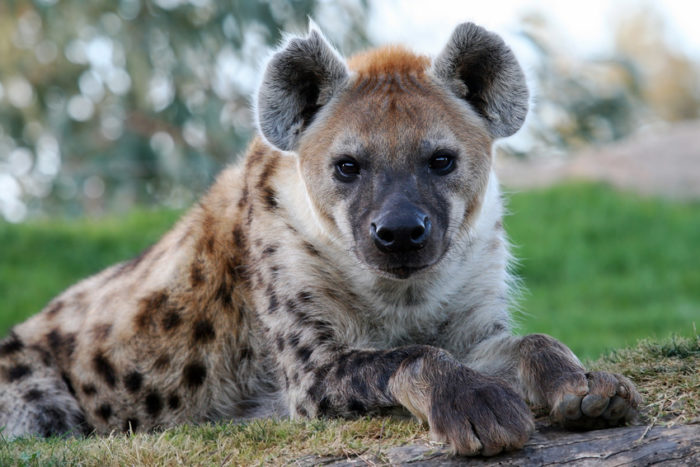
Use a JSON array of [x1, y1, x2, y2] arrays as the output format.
[[0, 332, 24, 356], [93, 323, 112, 340], [154, 355, 170, 370], [168, 394, 181, 410], [124, 371, 143, 393], [45, 300, 64, 317], [93, 352, 117, 388], [297, 291, 313, 303], [276, 335, 285, 352], [494, 219, 503, 230], [215, 281, 233, 307], [23, 388, 43, 402], [36, 407, 68, 437], [29, 344, 52, 366], [193, 319, 215, 343], [61, 372, 76, 396], [190, 262, 205, 287], [297, 406, 308, 417], [267, 285, 279, 314], [246, 205, 254, 226], [135, 290, 169, 332], [302, 241, 320, 257], [145, 391, 163, 417], [285, 299, 298, 313], [262, 186, 278, 210], [261, 244, 277, 257], [314, 323, 335, 343], [7, 364, 31, 382], [82, 384, 97, 396], [292, 371, 299, 384], [240, 346, 253, 361], [205, 235, 215, 254], [257, 158, 278, 189], [162, 310, 182, 331], [97, 403, 112, 420], [348, 398, 366, 414], [46, 329, 76, 358], [238, 187, 249, 208], [350, 374, 371, 399], [287, 332, 301, 349], [124, 417, 140, 432], [232, 226, 246, 248], [296, 346, 313, 363], [318, 396, 331, 414], [183, 362, 207, 388]]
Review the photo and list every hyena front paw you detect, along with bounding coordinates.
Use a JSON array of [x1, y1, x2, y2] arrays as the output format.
[[550, 371, 641, 429], [428, 371, 535, 456]]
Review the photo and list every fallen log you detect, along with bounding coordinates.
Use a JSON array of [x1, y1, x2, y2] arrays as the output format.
[[299, 423, 700, 466]]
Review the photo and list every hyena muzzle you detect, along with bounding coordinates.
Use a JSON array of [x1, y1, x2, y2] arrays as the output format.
[[0, 22, 640, 456]]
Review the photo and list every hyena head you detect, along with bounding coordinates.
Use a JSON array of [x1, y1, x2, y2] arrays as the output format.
[[257, 23, 528, 279]]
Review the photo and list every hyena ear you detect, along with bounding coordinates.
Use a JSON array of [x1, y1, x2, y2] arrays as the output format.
[[256, 25, 349, 152], [432, 23, 529, 138]]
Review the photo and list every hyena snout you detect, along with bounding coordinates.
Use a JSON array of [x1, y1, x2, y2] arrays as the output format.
[[370, 201, 431, 253]]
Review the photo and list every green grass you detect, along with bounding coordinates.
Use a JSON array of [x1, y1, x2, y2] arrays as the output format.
[[0, 209, 182, 336], [1, 183, 698, 359], [505, 184, 700, 358]]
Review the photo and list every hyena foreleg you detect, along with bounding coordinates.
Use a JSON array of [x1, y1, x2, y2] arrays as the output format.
[[273, 340, 534, 456], [466, 333, 642, 430]]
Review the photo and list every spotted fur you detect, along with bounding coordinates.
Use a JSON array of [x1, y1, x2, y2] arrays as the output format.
[[0, 22, 639, 456]]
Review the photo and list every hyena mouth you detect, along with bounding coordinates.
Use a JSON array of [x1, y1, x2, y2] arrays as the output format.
[[381, 263, 431, 279]]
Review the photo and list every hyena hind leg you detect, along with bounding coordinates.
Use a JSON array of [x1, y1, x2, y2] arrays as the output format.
[[0, 344, 89, 439]]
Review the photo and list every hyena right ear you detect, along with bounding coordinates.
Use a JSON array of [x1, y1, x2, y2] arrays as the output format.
[[432, 23, 529, 138], [256, 25, 349, 152]]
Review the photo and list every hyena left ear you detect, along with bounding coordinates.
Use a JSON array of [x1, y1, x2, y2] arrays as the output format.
[[432, 23, 529, 138], [256, 25, 349, 152]]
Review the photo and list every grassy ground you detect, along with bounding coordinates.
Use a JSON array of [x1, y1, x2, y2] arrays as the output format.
[[1, 334, 697, 466], [1, 183, 697, 358], [504, 184, 700, 358]]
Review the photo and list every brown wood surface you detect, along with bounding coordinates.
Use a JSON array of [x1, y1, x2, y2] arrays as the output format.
[[296, 424, 700, 466]]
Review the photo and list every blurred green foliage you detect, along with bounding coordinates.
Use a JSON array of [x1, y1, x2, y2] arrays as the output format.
[[0, 0, 369, 221], [1, 184, 698, 359]]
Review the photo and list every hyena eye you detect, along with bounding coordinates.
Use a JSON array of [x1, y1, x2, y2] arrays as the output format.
[[428, 150, 457, 175], [334, 158, 361, 182]]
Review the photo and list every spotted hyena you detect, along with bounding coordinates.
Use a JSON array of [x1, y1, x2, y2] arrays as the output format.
[[0, 22, 640, 455]]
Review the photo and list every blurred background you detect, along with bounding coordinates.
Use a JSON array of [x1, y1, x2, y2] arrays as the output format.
[[0, 0, 698, 358]]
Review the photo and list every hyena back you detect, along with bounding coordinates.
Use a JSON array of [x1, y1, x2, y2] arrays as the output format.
[[0, 23, 640, 456]]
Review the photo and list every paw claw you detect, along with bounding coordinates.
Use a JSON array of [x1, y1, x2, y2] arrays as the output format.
[[617, 384, 628, 398], [603, 396, 627, 421], [561, 394, 583, 420], [581, 394, 608, 418]]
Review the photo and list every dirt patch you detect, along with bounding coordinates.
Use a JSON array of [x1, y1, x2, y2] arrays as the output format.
[[495, 120, 700, 199]]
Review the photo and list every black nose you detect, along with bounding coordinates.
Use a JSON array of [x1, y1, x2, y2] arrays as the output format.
[[371, 210, 431, 253]]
